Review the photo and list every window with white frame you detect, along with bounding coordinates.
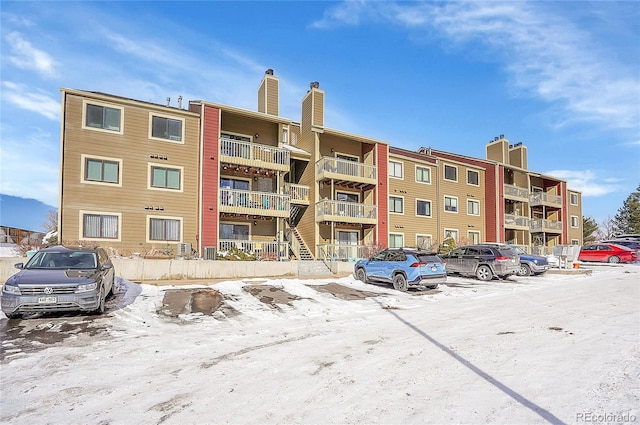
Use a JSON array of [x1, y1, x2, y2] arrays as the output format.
[[571, 215, 579, 228], [444, 229, 458, 242], [416, 234, 433, 250], [390, 196, 404, 214], [570, 193, 579, 205], [83, 156, 120, 185], [85, 102, 122, 132], [389, 233, 404, 248], [416, 166, 431, 184], [150, 114, 183, 142], [467, 169, 479, 186], [444, 164, 457, 182], [416, 200, 432, 217], [389, 161, 403, 178], [571, 239, 580, 245], [467, 199, 480, 216], [149, 217, 181, 242], [444, 196, 458, 213], [468, 231, 481, 244], [82, 212, 119, 240], [150, 165, 182, 190]]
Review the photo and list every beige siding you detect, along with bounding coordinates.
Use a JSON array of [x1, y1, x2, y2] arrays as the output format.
[[60, 91, 200, 255]]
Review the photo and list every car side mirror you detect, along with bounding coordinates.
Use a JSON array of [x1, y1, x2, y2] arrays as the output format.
[[102, 263, 113, 270], [14, 263, 24, 269]]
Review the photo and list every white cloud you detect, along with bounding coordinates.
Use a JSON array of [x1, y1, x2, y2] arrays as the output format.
[[311, 1, 640, 131], [5, 31, 57, 77], [1, 81, 59, 120], [543, 169, 623, 197]]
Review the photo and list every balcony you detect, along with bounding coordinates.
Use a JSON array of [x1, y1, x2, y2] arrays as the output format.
[[218, 239, 289, 261], [529, 192, 562, 208], [220, 189, 290, 218], [220, 138, 290, 172], [315, 199, 377, 225], [504, 214, 530, 230], [530, 219, 563, 233], [504, 184, 529, 202], [315, 156, 377, 189], [317, 244, 371, 262], [284, 183, 310, 206]]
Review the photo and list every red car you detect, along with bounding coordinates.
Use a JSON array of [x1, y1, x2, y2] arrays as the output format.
[[578, 243, 638, 264]]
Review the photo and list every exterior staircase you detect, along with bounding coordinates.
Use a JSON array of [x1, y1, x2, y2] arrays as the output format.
[[286, 225, 314, 260]]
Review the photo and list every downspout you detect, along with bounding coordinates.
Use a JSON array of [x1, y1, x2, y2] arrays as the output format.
[[58, 90, 66, 241]]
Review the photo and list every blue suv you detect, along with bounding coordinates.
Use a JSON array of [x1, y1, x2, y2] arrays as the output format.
[[354, 248, 446, 291]]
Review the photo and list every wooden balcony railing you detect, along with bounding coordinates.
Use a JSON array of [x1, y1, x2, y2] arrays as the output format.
[[284, 183, 310, 205], [219, 188, 290, 218], [529, 192, 562, 207], [315, 199, 377, 224], [220, 138, 289, 171], [530, 218, 563, 233], [504, 184, 529, 200], [504, 214, 530, 228], [218, 239, 289, 261], [315, 156, 377, 186], [317, 244, 370, 261]]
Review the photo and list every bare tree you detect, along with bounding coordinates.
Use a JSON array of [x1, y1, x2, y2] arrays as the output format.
[[42, 209, 58, 233], [596, 216, 619, 240]]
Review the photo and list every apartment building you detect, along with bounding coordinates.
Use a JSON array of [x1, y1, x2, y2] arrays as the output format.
[[58, 71, 582, 259], [59, 89, 201, 256]]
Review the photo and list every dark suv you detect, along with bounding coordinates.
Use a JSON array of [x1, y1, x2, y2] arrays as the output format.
[[440, 244, 520, 281], [354, 248, 446, 291]]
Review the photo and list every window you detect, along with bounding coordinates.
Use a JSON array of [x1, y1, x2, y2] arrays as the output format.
[[85, 103, 121, 132], [468, 231, 481, 244], [220, 223, 249, 240], [444, 229, 458, 242], [571, 215, 579, 228], [390, 196, 403, 214], [82, 213, 119, 239], [389, 233, 404, 248], [416, 166, 431, 184], [389, 161, 403, 178], [467, 170, 479, 186], [571, 239, 580, 245], [444, 196, 458, 213], [444, 165, 457, 182], [149, 217, 181, 241], [570, 193, 579, 205], [151, 115, 183, 142], [416, 200, 432, 217], [81, 155, 122, 186], [150, 165, 181, 190], [467, 199, 480, 216], [416, 234, 433, 250]]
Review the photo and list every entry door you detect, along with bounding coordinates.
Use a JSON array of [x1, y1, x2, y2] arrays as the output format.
[[337, 230, 358, 260]]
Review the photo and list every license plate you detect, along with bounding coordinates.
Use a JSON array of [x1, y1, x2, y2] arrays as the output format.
[[38, 296, 57, 304]]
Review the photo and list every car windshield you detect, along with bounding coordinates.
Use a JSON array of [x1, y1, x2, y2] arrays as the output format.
[[26, 251, 97, 270]]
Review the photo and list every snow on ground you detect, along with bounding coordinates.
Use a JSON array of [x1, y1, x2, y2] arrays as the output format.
[[1, 265, 639, 425]]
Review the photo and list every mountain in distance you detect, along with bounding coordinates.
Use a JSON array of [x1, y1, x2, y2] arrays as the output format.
[[0, 194, 57, 232]]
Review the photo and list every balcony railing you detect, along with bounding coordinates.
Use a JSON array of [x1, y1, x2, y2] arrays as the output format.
[[504, 184, 529, 201], [220, 138, 290, 172], [317, 244, 370, 262], [504, 214, 530, 229], [315, 156, 377, 186], [284, 183, 310, 205], [220, 188, 290, 218], [529, 192, 562, 207], [530, 219, 563, 233], [218, 239, 289, 261], [315, 199, 377, 224]]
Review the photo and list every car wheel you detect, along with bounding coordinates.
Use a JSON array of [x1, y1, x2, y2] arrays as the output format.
[[355, 267, 368, 283], [94, 288, 106, 315], [476, 265, 493, 281], [5, 312, 20, 319], [517, 264, 532, 276], [608, 256, 620, 263], [392, 274, 409, 292]]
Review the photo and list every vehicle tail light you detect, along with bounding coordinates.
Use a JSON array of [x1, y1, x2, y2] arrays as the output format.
[[410, 262, 426, 267], [496, 256, 509, 261]]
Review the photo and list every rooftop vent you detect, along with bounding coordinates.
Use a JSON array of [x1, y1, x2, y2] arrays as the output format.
[[499, 134, 505, 139], [310, 81, 320, 89], [265, 69, 274, 75], [166, 97, 171, 107], [494, 136, 499, 141]]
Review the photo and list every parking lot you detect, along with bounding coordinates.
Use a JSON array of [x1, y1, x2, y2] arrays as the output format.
[[1, 264, 639, 424]]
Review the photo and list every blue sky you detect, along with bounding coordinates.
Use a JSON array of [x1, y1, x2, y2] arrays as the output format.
[[1, 1, 639, 230]]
